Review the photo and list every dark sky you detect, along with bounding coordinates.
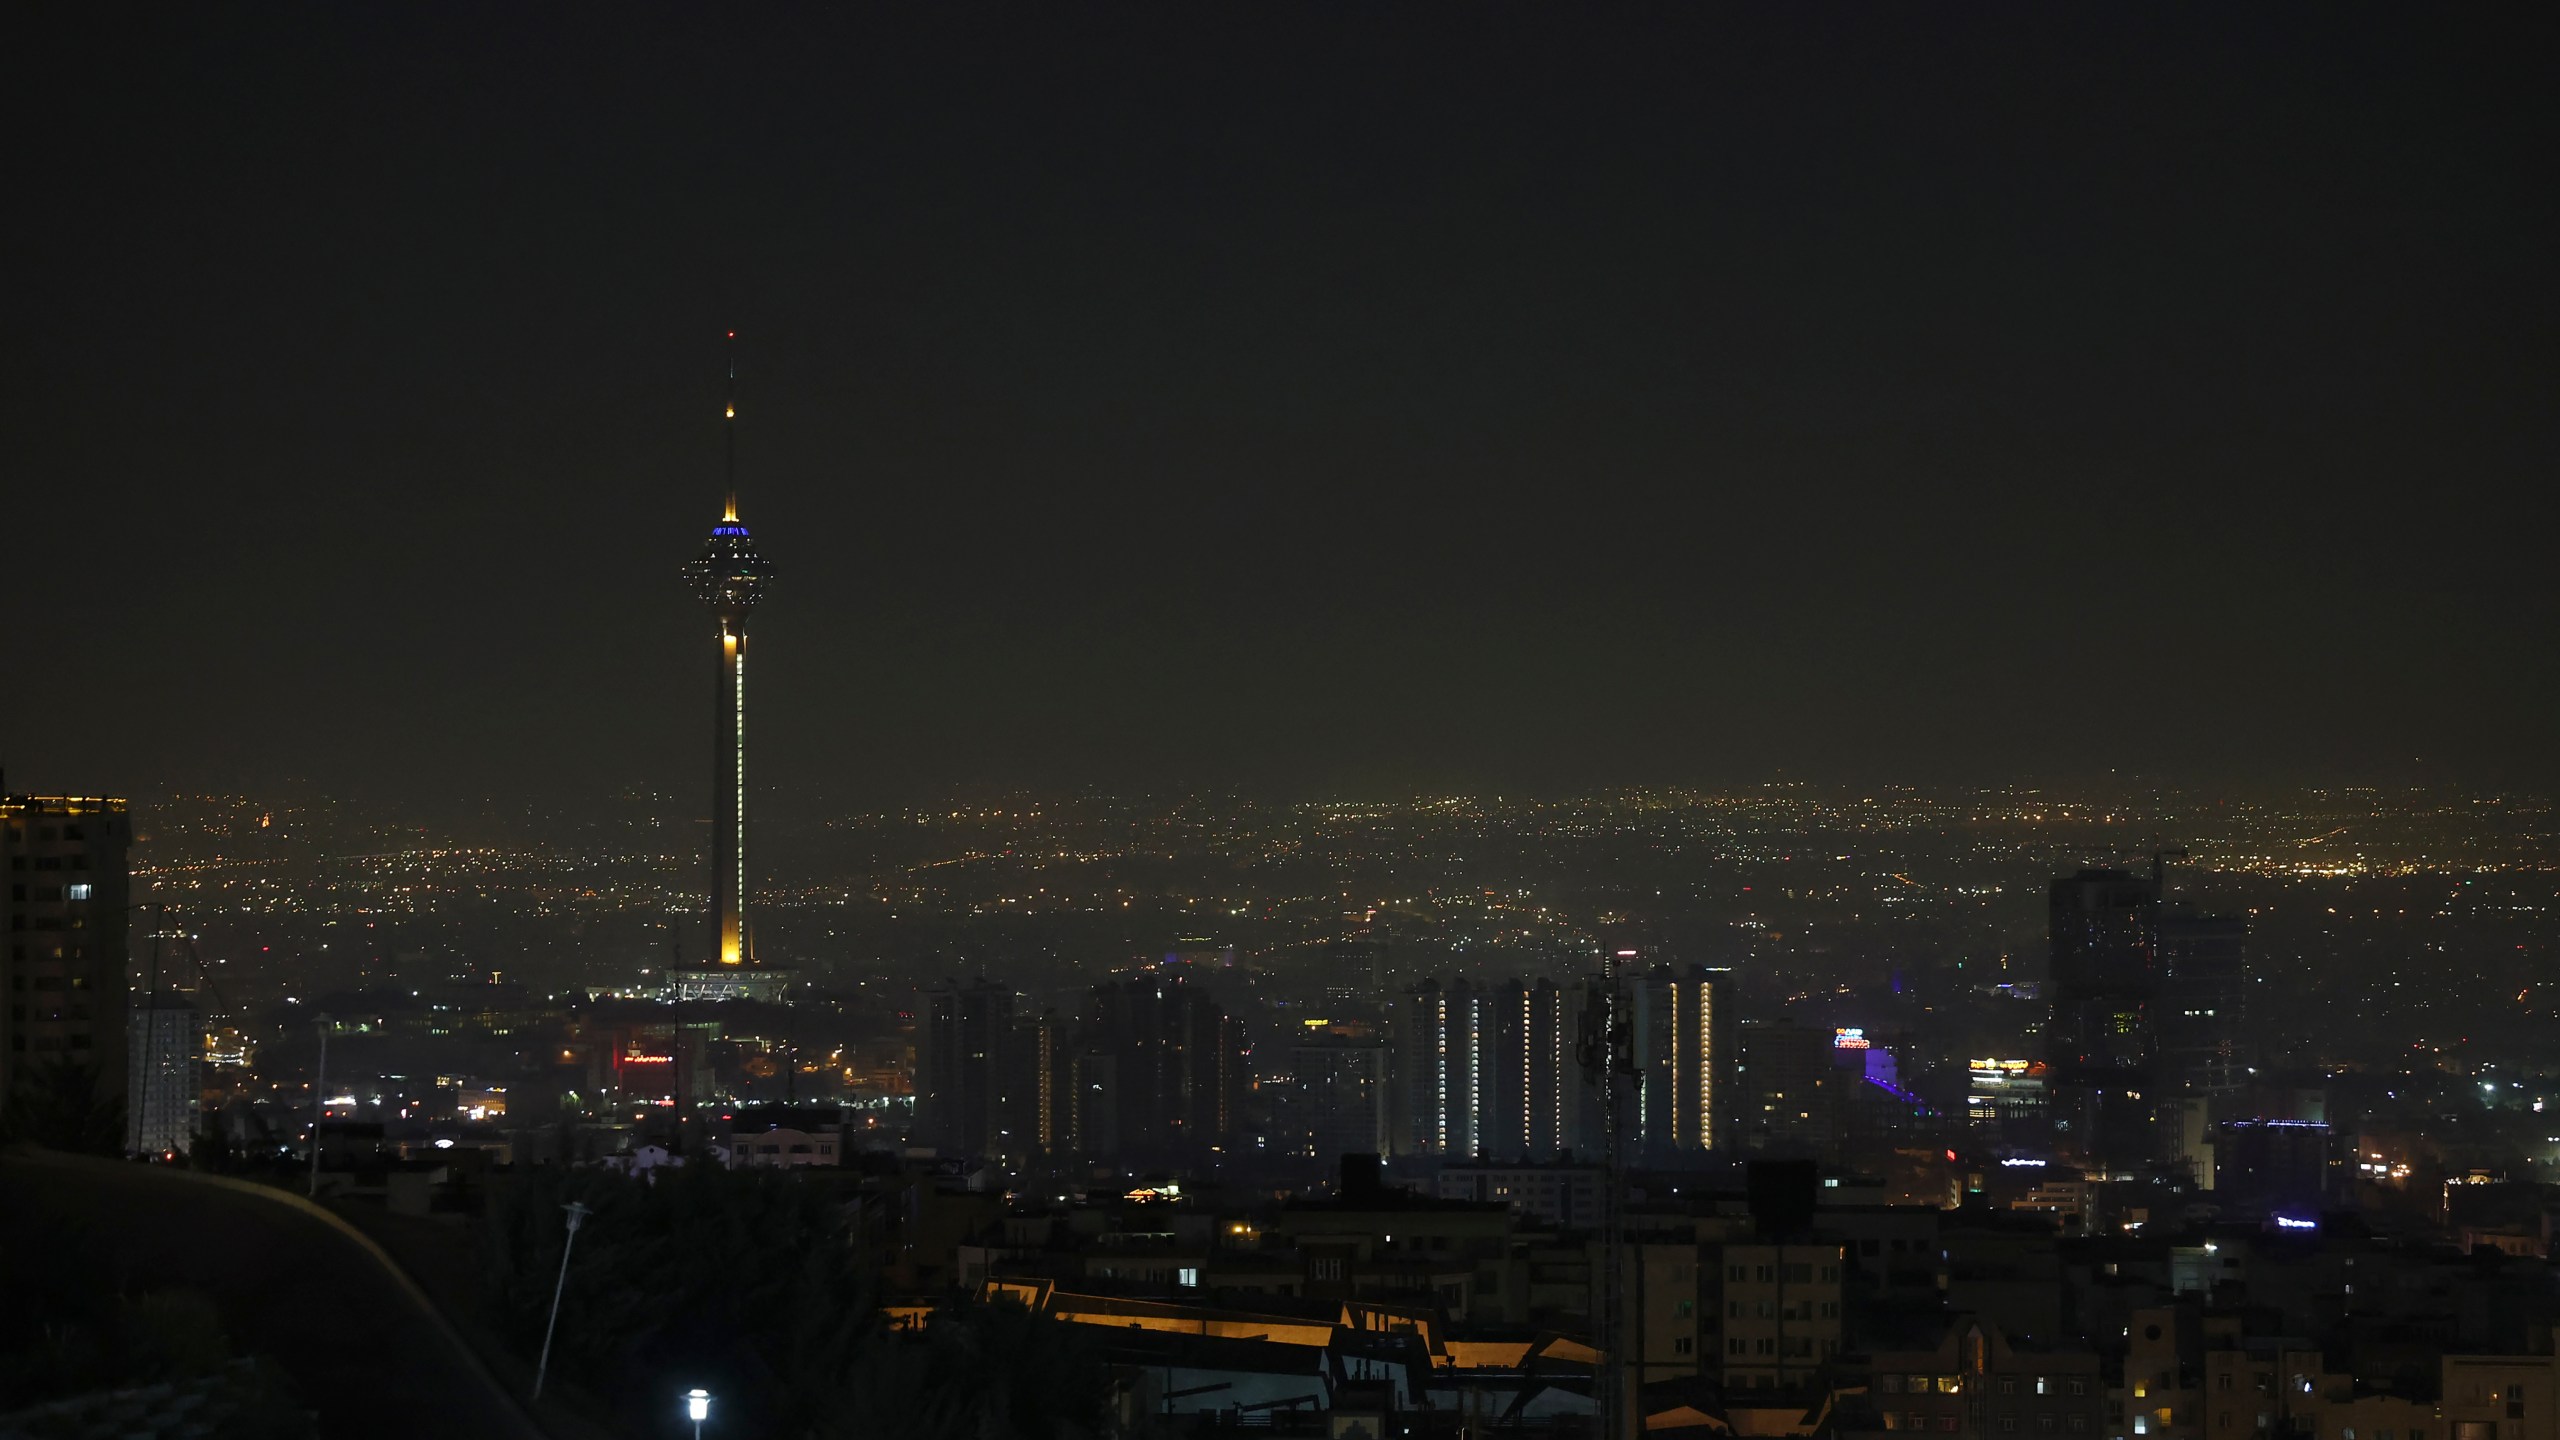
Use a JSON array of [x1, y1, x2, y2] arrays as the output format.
[[7, 6, 2555, 809]]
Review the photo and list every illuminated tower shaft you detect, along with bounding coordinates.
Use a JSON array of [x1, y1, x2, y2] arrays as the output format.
[[716, 618, 747, 963], [684, 335, 769, 966]]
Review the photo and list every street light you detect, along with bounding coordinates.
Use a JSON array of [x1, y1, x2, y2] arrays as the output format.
[[530, 1201, 593, 1401], [684, 1388, 712, 1439]]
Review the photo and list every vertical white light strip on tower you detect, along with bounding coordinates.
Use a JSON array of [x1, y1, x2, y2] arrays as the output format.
[[1670, 979, 1683, 1148], [727, 622, 747, 958], [1552, 993, 1564, 1154], [737, 635, 747, 932], [1522, 989, 1532, 1152], [1435, 995, 1449, 1153], [1698, 981, 1713, 1151], [1466, 994, 1481, 1159]]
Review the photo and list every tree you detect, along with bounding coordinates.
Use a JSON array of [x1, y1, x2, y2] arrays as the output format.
[[0, 1055, 125, 1154]]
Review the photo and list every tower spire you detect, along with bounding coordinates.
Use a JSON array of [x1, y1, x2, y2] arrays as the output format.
[[722, 330, 739, 523]]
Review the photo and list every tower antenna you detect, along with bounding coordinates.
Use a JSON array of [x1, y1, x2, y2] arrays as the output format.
[[722, 330, 739, 522]]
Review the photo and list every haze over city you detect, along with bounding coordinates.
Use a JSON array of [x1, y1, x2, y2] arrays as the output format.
[[9, 7, 2555, 807]]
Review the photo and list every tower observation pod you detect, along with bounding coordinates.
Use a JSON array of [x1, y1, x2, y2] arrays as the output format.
[[675, 334, 786, 1003]]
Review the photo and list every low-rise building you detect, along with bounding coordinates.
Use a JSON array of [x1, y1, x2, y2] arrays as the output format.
[[1718, 1241, 1847, 1389], [2444, 1350, 2560, 1440], [728, 1125, 840, 1168], [1436, 1160, 1605, 1228], [1841, 1318, 2105, 1438]]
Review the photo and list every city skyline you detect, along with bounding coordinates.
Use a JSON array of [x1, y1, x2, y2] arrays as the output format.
[[7, 11, 2559, 1439]]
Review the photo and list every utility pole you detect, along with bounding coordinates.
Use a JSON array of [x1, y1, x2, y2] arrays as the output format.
[[667, 926, 691, 1156], [531, 1201, 593, 1401], [309, 1015, 329, 1198]]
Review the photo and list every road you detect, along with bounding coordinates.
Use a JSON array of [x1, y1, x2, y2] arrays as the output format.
[[0, 1149, 554, 1440]]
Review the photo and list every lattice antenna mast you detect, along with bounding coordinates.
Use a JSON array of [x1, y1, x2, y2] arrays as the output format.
[[722, 330, 739, 522], [1581, 956, 1641, 1440]]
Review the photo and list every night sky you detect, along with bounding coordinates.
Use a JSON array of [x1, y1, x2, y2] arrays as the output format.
[[8, 6, 2554, 809]]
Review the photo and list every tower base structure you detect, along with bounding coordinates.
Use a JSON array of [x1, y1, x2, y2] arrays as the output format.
[[667, 965, 796, 1004]]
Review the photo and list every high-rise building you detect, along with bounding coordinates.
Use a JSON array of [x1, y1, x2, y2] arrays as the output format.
[[1558, 974, 1619, 1158], [1070, 975, 1243, 1163], [1964, 1057, 2049, 1142], [676, 336, 782, 1002], [1733, 1015, 1836, 1161], [2, 792, 131, 1126], [2155, 913, 2247, 1097], [1633, 965, 1723, 1157], [126, 994, 199, 1157], [2046, 859, 2249, 1174], [2212, 1118, 2332, 1215], [1485, 978, 1573, 1161], [1021, 1006, 1071, 1156], [1393, 978, 1491, 1157], [2047, 867, 2159, 1168], [1388, 972, 1619, 1161], [1276, 1039, 1391, 1164], [1321, 936, 1383, 1007], [916, 980, 1017, 1157]]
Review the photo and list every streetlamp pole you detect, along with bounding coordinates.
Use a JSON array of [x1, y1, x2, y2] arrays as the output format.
[[308, 1015, 329, 1198], [684, 1388, 712, 1439], [531, 1200, 592, 1401]]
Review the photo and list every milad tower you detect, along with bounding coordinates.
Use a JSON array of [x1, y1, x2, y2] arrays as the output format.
[[675, 334, 787, 1002]]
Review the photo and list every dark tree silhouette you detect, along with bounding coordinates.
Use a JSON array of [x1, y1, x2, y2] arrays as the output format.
[[0, 1056, 126, 1154], [484, 1165, 1116, 1440]]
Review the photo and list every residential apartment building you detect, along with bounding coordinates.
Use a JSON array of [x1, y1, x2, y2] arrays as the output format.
[[2444, 1351, 2560, 1440], [1435, 1160, 1604, 1228], [3, 792, 131, 1119], [1718, 1240, 1848, 1389], [1849, 1320, 2106, 1437]]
